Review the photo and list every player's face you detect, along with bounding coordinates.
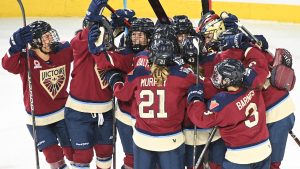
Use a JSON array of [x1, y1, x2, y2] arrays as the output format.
[[41, 32, 53, 53], [131, 31, 148, 46], [177, 33, 188, 44], [204, 33, 214, 45]]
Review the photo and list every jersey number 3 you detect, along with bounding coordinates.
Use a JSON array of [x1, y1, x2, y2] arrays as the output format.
[[245, 103, 259, 128], [139, 90, 168, 118]]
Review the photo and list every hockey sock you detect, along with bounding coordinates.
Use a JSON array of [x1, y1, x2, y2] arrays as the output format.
[[73, 148, 93, 164], [270, 162, 281, 169], [43, 144, 64, 163], [123, 154, 134, 168], [94, 144, 113, 169], [62, 146, 74, 162]]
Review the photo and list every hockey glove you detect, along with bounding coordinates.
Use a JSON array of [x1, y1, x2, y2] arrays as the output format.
[[187, 84, 204, 104], [104, 69, 124, 90], [222, 13, 238, 30], [254, 35, 269, 51], [111, 9, 135, 29], [9, 26, 33, 55], [219, 32, 251, 51], [281, 49, 293, 68], [85, 0, 108, 22], [88, 24, 105, 54]]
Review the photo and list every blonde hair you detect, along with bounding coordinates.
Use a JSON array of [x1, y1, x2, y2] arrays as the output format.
[[150, 64, 169, 86]]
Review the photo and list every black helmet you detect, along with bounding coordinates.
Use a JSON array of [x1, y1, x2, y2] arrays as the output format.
[[149, 38, 176, 66], [152, 24, 179, 53], [127, 18, 154, 53], [172, 15, 195, 35], [211, 59, 245, 89], [29, 20, 60, 53], [181, 36, 203, 66], [129, 18, 155, 38]]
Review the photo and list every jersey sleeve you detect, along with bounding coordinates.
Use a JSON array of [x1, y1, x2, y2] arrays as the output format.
[[93, 49, 134, 73], [243, 47, 270, 88], [114, 66, 147, 101], [2, 51, 26, 74], [187, 93, 236, 128]]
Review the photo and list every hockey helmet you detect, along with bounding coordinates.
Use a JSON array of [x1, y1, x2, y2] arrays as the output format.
[[211, 59, 245, 89], [181, 36, 204, 66], [149, 38, 176, 66], [172, 15, 195, 35], [29, 20, 60, 53], [127, 18, 154, 52]]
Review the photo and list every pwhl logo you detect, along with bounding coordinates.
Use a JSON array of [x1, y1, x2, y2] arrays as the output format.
[[40, 65, 66, 99]]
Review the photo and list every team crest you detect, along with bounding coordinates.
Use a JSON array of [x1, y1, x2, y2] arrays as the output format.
[[40, 65, 66, 99], [209, 100, 219, 110], [94, 65, 109, 89]]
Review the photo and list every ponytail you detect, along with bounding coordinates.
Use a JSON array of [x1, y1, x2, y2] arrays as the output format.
[[150, 64, 169, 86]]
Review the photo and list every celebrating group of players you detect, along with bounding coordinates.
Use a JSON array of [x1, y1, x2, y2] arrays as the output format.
[[2, 0, 296, 169]]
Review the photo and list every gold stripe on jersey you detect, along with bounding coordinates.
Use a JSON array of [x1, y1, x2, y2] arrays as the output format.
[[133, 127, 184, 152], [65, 96, 112, 114], [115, 100, 133, 126], [266, 95, 295, 124], [226, 139, 271, 164], [26, 108, 64, 126], [183, 128, 221, 145], [96, 157, 112, 169]]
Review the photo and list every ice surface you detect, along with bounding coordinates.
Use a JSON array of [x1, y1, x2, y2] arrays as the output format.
[[0, 17, 299, 168]]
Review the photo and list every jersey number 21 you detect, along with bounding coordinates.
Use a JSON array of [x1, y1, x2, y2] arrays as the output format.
[[139, 90, 168, 118]]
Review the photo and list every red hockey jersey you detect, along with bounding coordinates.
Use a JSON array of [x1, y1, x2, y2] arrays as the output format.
[[66, 28, 113, 114], [113, 65, 197, 151], [2, 42, 73, 126], [188, 88, 271, 164]]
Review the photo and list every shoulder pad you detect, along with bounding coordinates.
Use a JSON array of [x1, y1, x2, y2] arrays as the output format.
[[128, 66, 150, 82], [115, 47, 134, 55], [169, 65, 192, 77], [57, 41, 71, 51], [136, 50, 150, 57]]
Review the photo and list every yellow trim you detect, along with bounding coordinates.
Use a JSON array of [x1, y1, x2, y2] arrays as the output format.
[[1, 0, 300, 23]]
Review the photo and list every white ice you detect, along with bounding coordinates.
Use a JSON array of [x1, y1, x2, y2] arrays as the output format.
[[0, 17, 299, 168]]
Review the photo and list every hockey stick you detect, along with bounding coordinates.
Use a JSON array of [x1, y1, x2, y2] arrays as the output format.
[[289, 130, 300, 147], [193, 2, 212, 169], [148, 0, 171, 24], [106, 4, 131, 27], [201, 0, 212, 15], [195, 127, 217, 169], [220, 12, 273, 56], [112, 98, 117, 169], [16, 0, 40, 169]]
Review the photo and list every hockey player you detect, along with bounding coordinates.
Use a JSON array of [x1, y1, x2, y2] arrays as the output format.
[[2, 20, 74, 168], [187, 59, 272, 169], [181, 36, 226, 169], [89, 16, 155, 169], [105, 38, 198, 169], [63, 0, 122, 168], [260, 49, 296, 169], [172, 15, 196, 47]]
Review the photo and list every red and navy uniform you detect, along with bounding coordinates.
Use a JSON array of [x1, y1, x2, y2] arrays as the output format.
[[2, 42, 73, 125], [188, 88, 271, 165], [65, 28, 115, 169], [114, 65, 196, 151], [113, 65, 197, 169], [66, 28, 113, 111], [262, 52, 295, 168], [2, 42, 74, 164]]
